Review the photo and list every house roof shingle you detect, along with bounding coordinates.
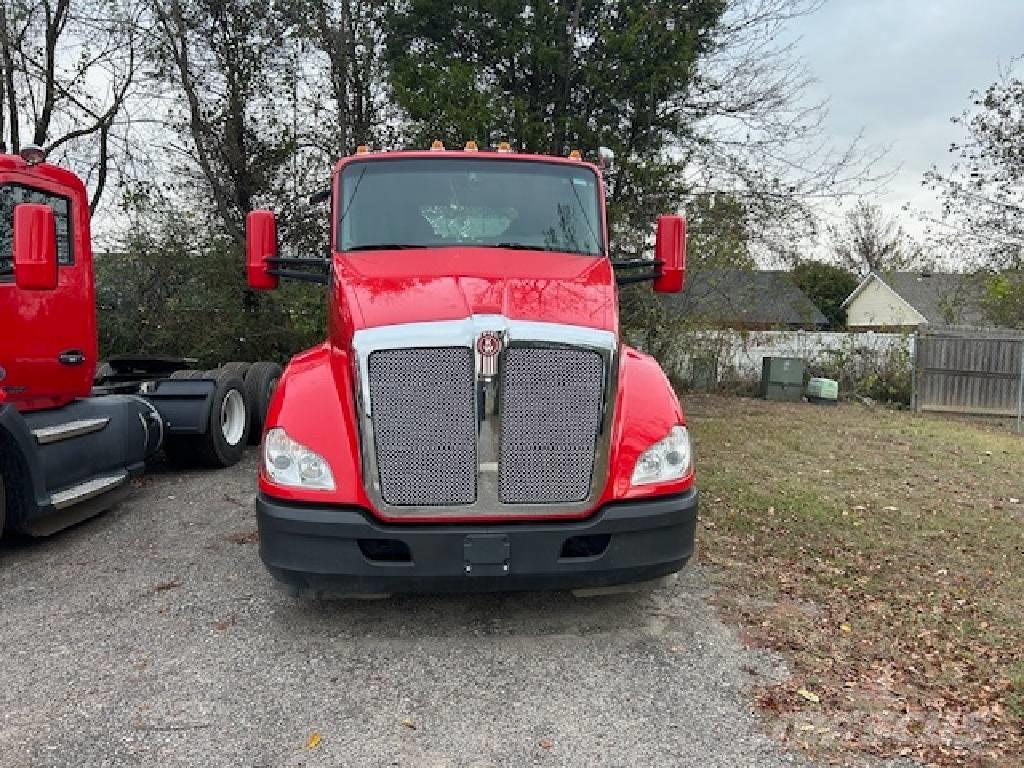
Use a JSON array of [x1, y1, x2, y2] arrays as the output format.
[[664, 269, 828, 329], [841, 271, 993, 327], [879, 272, 988, 326]]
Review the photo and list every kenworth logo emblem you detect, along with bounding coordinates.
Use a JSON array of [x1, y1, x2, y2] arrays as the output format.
[[476, 331, 502, 376]]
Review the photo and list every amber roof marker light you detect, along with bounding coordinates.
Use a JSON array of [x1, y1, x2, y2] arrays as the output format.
[[497, 141, 512, 153], [430, 140, 445, 151], [355, 144, 370, 155], [568, 149, 582, 160], [464, 140, 479, 151]]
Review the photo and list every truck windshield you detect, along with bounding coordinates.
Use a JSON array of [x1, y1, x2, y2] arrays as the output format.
[[337, 158, 603, 256]]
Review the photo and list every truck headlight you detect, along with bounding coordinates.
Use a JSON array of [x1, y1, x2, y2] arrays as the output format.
[[263, 428, 335, 490], [631, 426, 692, 486]]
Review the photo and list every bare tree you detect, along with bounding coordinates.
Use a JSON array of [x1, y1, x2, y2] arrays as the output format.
[[925, 60, 1024, 268], [829, 200, 924, 276], [292, 0, 392, 156], [149, 0, 296, 242], [0, 0, 145, 213], [678, 0, 893, 259]]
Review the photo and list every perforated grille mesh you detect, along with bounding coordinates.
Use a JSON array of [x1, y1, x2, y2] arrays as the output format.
[[368, 347, 476, 506], [499, 348, 605, 504]]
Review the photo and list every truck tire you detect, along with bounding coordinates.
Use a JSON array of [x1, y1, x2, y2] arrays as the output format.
[[244, 362, 282, 445], [164, 369, 250, 468], [221, 361, 251, 379]]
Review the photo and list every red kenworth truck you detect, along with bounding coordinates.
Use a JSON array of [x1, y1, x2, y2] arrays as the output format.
[[0, 145, 280, 537], [246, 142, 697, 595]]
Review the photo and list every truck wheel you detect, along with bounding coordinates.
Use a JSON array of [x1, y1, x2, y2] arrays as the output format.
[[221, 361, 251, 379], [165, 369, 250, 468], [244, 361, 282, 445]]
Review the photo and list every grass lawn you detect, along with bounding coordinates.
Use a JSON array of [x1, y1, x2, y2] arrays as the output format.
[[685, 395, 1024, 767]]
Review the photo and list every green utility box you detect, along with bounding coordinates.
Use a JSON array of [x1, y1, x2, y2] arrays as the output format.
[[760, 357, 805, 402], [806, 377, 839, 405]]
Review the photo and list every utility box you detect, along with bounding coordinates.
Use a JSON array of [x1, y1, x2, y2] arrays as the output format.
[[760, 357, 804, 402], [806, 377, 839, 405]]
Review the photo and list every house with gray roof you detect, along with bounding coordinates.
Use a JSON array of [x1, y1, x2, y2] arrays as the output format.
[[842, 271, 988, 330], [664, 269, 828, 330]]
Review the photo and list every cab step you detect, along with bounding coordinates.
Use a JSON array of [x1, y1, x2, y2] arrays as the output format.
[[32, 417, 110, 445], [50, 472, 127, 510]]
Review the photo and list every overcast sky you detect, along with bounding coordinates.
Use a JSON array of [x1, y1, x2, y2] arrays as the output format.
[[786, 0, 1024, 239]]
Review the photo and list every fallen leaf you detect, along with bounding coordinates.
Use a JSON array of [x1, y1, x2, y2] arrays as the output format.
[[797, 688, 820, 704], [539, 739, 553, 749], [305, 732, 321, 750], [225, 529, 259, 545], [669, 644, 686, 652], [400, 718, 416, 730], [153, 579, 180, 592], [840, 623, 851, 633]]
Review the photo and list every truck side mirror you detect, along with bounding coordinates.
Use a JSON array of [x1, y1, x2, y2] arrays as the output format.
[[246, 210, 279, 291], [653, 215, 686, 294], [13, 203, 58, 291]]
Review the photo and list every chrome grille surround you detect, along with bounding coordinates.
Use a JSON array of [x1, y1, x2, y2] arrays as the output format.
[[352, 316, 618, 519]]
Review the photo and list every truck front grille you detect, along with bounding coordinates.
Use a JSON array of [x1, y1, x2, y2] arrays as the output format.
[[365, 342, 608, 510], [367, 347, 477, 506], [499, 348, 605, 503]]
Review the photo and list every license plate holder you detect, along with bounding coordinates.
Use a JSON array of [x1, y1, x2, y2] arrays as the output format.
[[463, 534, 510, 576]]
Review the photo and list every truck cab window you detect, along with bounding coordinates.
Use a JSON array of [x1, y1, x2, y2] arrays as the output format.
[[0, 184, 74, 279]]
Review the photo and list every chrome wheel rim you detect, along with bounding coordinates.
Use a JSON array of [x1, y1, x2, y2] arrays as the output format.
[[221, 389, 246, 446]]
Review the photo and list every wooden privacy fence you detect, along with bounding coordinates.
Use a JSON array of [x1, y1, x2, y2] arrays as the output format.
[[913, 326, 1024, 430]]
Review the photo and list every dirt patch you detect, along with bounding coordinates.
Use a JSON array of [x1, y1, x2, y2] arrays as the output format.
[[225, 528, 259, 545], [686, 394, 1024, 767]]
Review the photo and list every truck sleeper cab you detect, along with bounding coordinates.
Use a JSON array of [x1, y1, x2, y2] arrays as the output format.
[[0, 149, 278, 538], [247, 146, 697, 595]]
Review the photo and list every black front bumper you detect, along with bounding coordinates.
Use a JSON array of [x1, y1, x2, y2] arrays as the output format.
[[257, 488, 698, 595]]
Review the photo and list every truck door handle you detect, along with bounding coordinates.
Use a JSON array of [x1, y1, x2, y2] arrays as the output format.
[[58, 350, 86, 366]]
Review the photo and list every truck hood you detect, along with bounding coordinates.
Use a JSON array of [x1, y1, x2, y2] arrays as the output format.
[[332, 247, 618, 337]]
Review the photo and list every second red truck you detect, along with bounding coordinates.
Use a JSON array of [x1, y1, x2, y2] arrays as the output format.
[[0, 146, 279, 537]]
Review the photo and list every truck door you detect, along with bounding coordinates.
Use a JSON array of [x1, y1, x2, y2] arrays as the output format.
[[0, 177, 97, 411]]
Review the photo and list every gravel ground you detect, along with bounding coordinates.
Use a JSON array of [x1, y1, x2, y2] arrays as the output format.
[[1, 451, 811, 768]]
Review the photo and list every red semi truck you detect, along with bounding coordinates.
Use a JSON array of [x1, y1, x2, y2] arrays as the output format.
[[0, 146, 280, 537], [246, 143, 698, 595]]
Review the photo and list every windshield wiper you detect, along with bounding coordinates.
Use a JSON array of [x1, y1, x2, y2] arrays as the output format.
[[345, 243, 429, 251], [487, 243, 598, 255], [487, 243, 560, 251]]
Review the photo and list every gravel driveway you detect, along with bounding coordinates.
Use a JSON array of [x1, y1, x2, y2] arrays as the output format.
[[1, 451, 809, 767]]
